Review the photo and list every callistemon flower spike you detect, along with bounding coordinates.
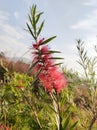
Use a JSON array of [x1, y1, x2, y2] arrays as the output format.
[[30, 38, 67, 93], [27, 5, 67, 93]]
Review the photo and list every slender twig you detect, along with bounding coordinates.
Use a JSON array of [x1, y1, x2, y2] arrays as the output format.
[[50, 92, 60, 130], [88, 115, 97, 130], [20, 89, 42, 129]]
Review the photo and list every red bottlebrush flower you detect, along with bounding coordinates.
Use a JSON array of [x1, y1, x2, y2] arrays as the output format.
[[38, 67, 67, 93], [38, 38, 44, 45], [32, 63, 42, 75], [31, 38, 67, 93], [42, 54, 51, 62], [32, 51, 38, 55], [33, 44, 39, 49], [39, 73, 53, 91], [16, 79, 23, 89], [33, 56, 39, 62], [33, 38, 44, 50], [44, 61, 53, 70], [41, 46, 49, 54], [53, 72, 67, 93]]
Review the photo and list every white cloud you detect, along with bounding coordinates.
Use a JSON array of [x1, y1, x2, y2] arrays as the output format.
[[0, 34, 30, 57], [0, 11, 10, 21], [70, 8, 97, 59], [63, 54, 83, 74], [83, 35, 97, 57], [0, 10, 30, 59], [70, 9, 97, 30], [0, 22, 26, 40], [83, 0, 97, 6], [70, 19, 93, 30]]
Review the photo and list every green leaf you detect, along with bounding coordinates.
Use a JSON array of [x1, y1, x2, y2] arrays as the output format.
[[37, 21, 44, 36], [77, 60, 83, 67], [48, 105, 58, 114], [61, 106, 70, 119], [36, 12, 43, 24], [51, 62, 63, 67], [32, 5, 36, 17], [28, 14, 36, 35], [63, 114, 70, 130], [49, 57, 64, 60], [28, 15, 33, 26], [29, 5, 37, 36], [59, 116, 63, 130], [26, 23, 36, 40], [41, 36, 56, 45], [70, 121, 78, 130], [32, 15, 36, 34], [43, 50, 61, 55], [49, 50, 61, 54], [83, 52, 87, 58]]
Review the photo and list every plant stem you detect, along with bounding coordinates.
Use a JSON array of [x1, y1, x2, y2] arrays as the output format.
[[50, 92, 60, 130], [20, 89, 42, 129], [88, 115, 96, 130]]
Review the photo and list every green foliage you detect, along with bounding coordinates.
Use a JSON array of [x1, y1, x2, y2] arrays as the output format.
[[27, 4, 44, 40], [0, 72, 54, 129], [1, 44, 97, 129], [41, 36, 56, 45], [76, 39, 97, 130]]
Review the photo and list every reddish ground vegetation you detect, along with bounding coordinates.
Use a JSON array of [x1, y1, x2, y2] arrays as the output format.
[[0, 53, 32, 82]]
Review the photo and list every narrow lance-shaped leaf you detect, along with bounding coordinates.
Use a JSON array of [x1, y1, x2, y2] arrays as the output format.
[[32, 5, 36, 18], [61, 106, 71, 119], [77, 60, 83, 67], [80, 48, 84, 55], [49, 57, 64, 60], [43, 50, 61, 55], [32, 15, 36, 34], [26, 23, 36, 40], [37, 21, 44, 36], [83, 52, 87, 59], [36, 12, 43, 24], [28, 15, 33, 26], [70, 121, 78, 130], [33, 17, 36, 34], [30, 5, 36, 34], [63, 114, 70, 129], [77, 45, 80, 51], [41, 36, 56, 45], [30, 6, 33, 16], [48, 104, 58, 114], [49, 50, 61, 54], [59, 116, 63, 130]]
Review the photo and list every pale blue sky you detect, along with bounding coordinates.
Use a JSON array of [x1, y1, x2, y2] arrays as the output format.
[[0, 0, 97, 72]]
